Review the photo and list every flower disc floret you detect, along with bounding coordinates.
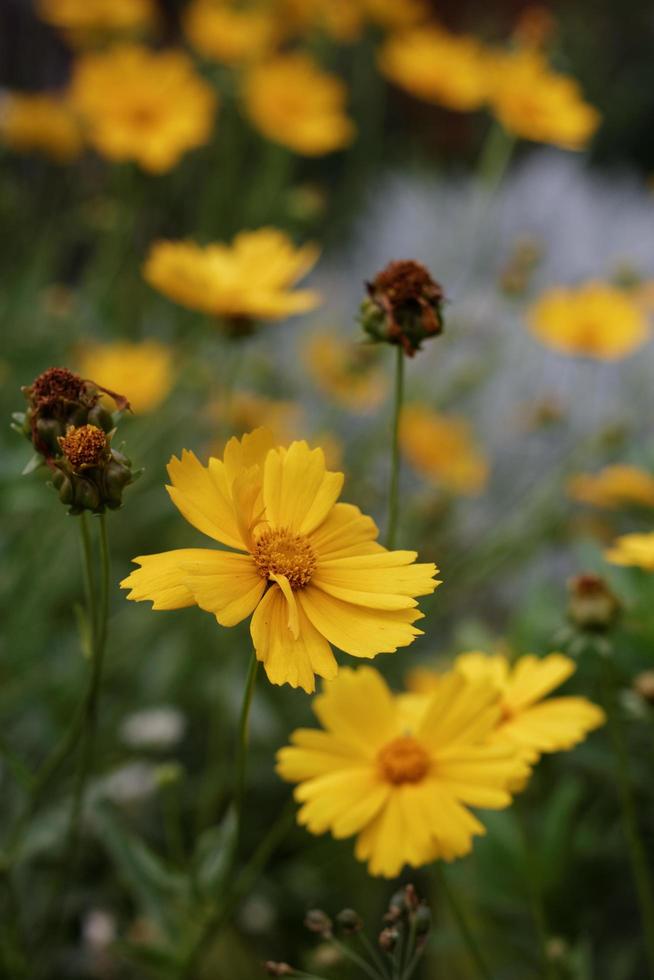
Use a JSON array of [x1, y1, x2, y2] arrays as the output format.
[[253, 527, 317, 589], [378, 735, 429, 784], [59, 424, 108, 470]]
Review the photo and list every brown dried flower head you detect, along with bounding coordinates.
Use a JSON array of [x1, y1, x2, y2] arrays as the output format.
[[360, 259, 444, 356], [59, 424, 109, 470], [567, 573, 621, 633]]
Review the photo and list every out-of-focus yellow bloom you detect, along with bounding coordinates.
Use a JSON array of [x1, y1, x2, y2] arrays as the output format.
[[277, 666, 529, 876], [378, 26, 490, 112], [303, 333, 386, 412], [568, 465, 654, 510], [77, 340, 174, 413], [604, 532, 654, 571], [69, 44, 217, 173], [488, 49, 600, 150], [409, 652, 605, 763], [242, 53, 355, 157], [122, 430, 439, 692], [280, 0, 427, 41], [399, 404, 488, 495], [0, 92, 83, 162], [215, 391, 303, 447], [183, 0, 277, 65], [36, 0, 157, 37], [143, 229, 321, 323], [528, 282, 649, 360]]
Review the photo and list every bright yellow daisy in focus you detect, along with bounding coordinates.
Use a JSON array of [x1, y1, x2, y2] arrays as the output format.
[[399, 404, 488, 496], [143, 229, 321, 327], [121, 429, 439, 692], [568, 465, 654, 510], [36, 0, 157, 38], [69, 44, 217, 173], [303, 333, 386, 413], [378, 26, 490, 112], [0, 92, 83, 162], [527, 282, 649, 360], [242, 53, 355, 157], [183, 0, 277, 65], [604, 532, 654, 571], [409, 652, 605, 762], [277, 666, 528, 876], [77, 340, 174, 414], [488, 49, 600, 150]]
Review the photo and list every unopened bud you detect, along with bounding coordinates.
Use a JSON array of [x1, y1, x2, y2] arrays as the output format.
[[335, 908, 363, 935], [413, 904, 432, 939], [403, 884, 419, 912], [304, 909, 332, 938], [263, 962, 294, 976], [567, 574, 620, 633], [379, 927, 399, 954], [360, 260, 444, 356], [634, 671, 654, 704]]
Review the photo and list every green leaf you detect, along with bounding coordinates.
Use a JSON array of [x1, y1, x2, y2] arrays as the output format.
[[192, 807, 237, 899]]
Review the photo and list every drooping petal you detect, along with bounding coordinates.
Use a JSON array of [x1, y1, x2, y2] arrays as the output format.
[[121, 549, 217, 610], [166, 449, 245, 550], [298, 586, 424, 658], [500, 696, 605, 754], [311, 666, 400, 753], [263, 441, 344, 535], [179, 550, 265, 626], [250, 583, 337, 693], [309, 502, 382, 559], [312, 550, 439, 610]]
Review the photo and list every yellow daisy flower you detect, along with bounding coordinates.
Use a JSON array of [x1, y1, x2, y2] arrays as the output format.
[[488, 49, 600, 150], [279, 0, 427, 42], [121, 430, 439, 692], [69, 44, 217, 173], [604, 532, 654, 571], [242, 53, 355, 157], [378, 26, 490, 112], [527, 282, 649, 360], [0, 92, 83, 162], [277, 666, 528, 877], [76, 340, 174, 414], [568, 465, 654, 510], [183, 0, 277, 65], [399, 404, 488, 496], [302, 333, 386, 413], [143, 229, 321, 324], [410, 652, 605, 762], [36, 0, 157, 37]]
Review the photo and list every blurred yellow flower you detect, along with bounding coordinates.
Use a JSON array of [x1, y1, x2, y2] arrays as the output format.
[[37, 0, 157, 38], [409, 652, 605, 763], [77, 340, 174, 413], [378, 26, 490, 112], [242, 53, 355, 157], [214, 391, 303, 447], [277, 666, 528, 876], [0, 92, 83, 162], [303, 333, 386, 412], [604, 532, 654, 571], [122, 430, 439, 692], [527, 282, 649, 360], [488, 50, 600, 150], [70, 44, 217, 173], [399, 404, 488, 495], [183, 0, 277, 65], [280, 0, 426, 41], [143, 228, 321, 324], [568, 465, 654, 510]]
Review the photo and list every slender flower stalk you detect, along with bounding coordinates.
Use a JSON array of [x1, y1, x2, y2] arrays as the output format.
[[515, 804, 555, 980], [477, 121, 515, 193], [386, 345, 405, 549], [435, 865, 493, 980], [601, 655, 654, 978], [235, 653, 260, 852]]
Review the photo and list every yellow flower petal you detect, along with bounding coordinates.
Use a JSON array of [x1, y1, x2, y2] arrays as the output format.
[[312, 551, 438, 610], [417, 672, 501, 748], [308, 502, 381, 559], [295, 770, 389, 838], [506, 653, 575, 711], [263, 440, 344, 535], [179, 551, 265, 626], [499, 697, 605, 753], [120, 549, 216, 610], [312, 666, 399, 752], [166, 450, 245, 550], [276, 728, 369, 781]]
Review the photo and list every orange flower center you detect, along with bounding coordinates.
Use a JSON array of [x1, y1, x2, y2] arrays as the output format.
[[252, 527, 317, 590], [378, 735, 430, 785]]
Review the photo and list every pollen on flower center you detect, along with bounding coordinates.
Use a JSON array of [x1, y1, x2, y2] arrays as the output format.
[[253, 527, 317, 591], [378, 735, 430, 785]]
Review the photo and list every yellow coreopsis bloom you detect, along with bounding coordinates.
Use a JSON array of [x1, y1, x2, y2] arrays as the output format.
[[604, 532, 654, 571], [568, 465, 654, 510], [409, 652, 605, 762], [488, 49, 600, 150], [242, 53, 355, 157], [76, 340, 174, 413], [279, 0, 426, 41], [378, 26, 490, 112], [527, 282, 649, 360], [121, 430, 439, 692], [0, 92, 83, 162], [277, 666, 528, 876], [211, 391, 303, 450], [399, 404, 488, 496], [183, 0, 277, 65], [143, 229, 321, 324], [69, 44, 217, 173], [36, 0, 157, 37], [303, 333, 386, 412]]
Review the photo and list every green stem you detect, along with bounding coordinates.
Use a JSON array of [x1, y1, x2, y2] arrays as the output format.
[[477, 121, 516, 193], [515, 804, 555, 979], [602, 657, 654, 977], [79, 512, 97, 648], [331, 938, 382, 980], [235, 653, 259, 851], [435, 865, 492, 980], [359, 931, 390, 980], [386, 346, 405, 550]]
